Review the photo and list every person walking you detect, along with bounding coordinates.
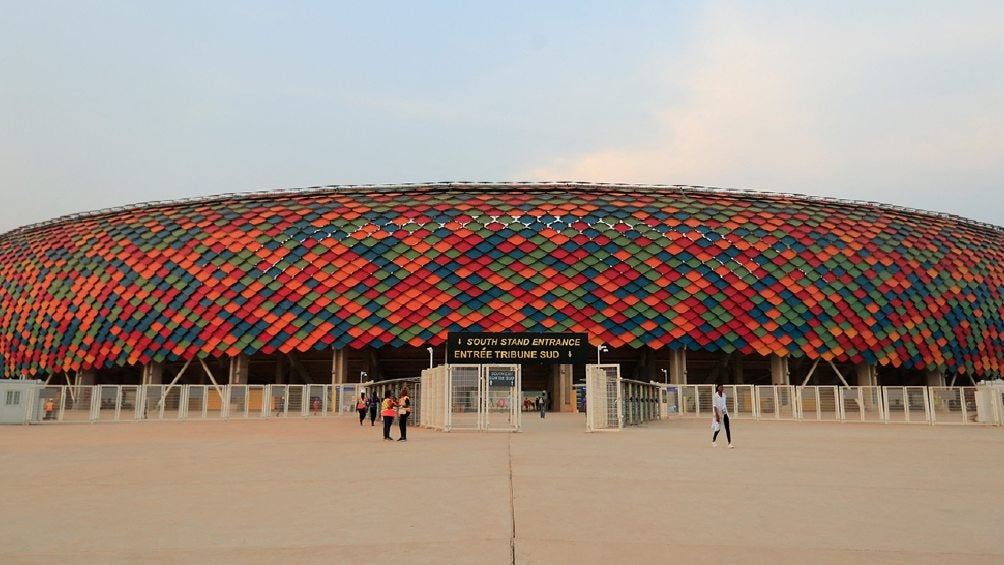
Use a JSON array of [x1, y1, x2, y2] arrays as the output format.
[[380, 390, 397, 441], [397, 386, 411, 442], [356, 392, 368, 425], [367, 391, 378, 426], [43, 398, 54, 420], [539, 390, 548, 419], [712, 384, 733, 448]]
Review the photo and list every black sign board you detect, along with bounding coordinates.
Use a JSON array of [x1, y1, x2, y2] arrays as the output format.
[[488, 369, 516, 387], [447, 332, 589, 365]]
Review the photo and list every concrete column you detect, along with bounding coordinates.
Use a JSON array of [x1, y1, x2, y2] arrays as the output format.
[[925, 370, 945, 387], [732, 355, 745, 384], [275, 355, 286, 384], [855, 363, 877, 387], [142, 362, 164, 385], [71, 371, 97, 411], [77, 370, 96, 386], [548, 366, 558, 413], [669, 349, 687, 384], [770, 355, 790, 385], [331, 348, 349, 385], [637, 348, 658, 382], [228, 355, 249, 385], [558, 364, 574, 412]]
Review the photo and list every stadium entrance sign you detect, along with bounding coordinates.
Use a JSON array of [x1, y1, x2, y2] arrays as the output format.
[[447, 332, 589, 365]]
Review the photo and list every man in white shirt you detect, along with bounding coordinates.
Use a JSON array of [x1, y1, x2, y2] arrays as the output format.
[[712, 384, 734, 448]]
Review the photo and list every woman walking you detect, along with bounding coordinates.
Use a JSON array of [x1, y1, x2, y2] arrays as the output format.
[[367, 391, 378, 426], [380, 390, 397, 441], [712, 384, 733, 448], [397, 386, 411, 442], [356, 392, 368, 425]]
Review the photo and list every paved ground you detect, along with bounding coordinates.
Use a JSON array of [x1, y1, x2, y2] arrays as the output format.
[[2, 413, 1002, 564]]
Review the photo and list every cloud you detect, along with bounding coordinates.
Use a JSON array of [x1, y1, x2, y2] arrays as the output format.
[[521, 3, 1004, 224]]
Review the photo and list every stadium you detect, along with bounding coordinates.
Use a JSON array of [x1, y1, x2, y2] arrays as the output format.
[[1, 182, 1002, 411]]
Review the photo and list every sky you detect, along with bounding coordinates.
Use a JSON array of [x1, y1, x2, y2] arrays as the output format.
[[2, 1, 1003, 234]]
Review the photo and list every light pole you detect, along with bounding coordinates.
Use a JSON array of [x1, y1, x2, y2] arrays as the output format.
[[597, 344, 608, 364], [360, 371, 367, 381], [426, 347, 433, 369], [661, 369, 668, 383]]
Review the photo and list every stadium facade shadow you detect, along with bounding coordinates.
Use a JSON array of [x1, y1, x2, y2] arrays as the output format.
[[1, 183, 1001, 397]]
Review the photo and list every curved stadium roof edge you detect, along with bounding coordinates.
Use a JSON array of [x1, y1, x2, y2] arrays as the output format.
[[2, 181, 1001, 239], [1, 181, 1002, 378]]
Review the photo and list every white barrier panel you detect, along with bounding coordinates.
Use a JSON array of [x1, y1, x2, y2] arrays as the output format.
[[928, 387, 972, 425], [307, 385, 326, 416], [724, 385, 756, 419], [754, 385, 795, 420], [795, 386, 839, 421], [447, 364, 481, 431], [678, 385, 698, 417], [839, 386, 884, 422], [289, 385, 306, 417], [663, 385, 681, 416], [883, 386, 931, 424], [674, 384, 716, 418], [420, 366, 448, 430], [95, 385, 119, 422], [622, 378, 661, 426], [228, 386, 248, 418], [586, 364, 621, 431], [973, 382, 1004, 425], [335, 384, 360, 414]]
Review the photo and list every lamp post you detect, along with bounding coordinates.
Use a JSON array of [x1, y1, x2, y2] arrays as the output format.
[[426, 347, 433, 369], [661, 369, 668, 383], [360, 371, 367, 381], [597, 344, 608, 364]]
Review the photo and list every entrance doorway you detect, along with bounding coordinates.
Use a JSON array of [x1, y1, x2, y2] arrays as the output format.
[[436, 363, 522, 431]]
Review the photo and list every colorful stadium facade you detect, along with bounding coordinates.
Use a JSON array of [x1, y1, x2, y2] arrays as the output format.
[[1, 183, 1002, 397]]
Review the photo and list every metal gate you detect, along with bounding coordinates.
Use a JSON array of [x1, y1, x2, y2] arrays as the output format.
[[446, 364, 521, 431], [586, 364, 621, 431]]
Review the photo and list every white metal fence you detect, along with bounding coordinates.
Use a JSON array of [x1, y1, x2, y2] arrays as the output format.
[[418, 364, 521, 432], [28, 384, 368, 424], [585, 365, 662, 432], [661, 383, 1004, 426], [420, 366, 448, 430], [586, 364, 621, 432], [17, 381, 1004, 428]]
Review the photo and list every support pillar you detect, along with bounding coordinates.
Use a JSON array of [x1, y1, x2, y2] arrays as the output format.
[[275, 355, 286, 384], [770, 355, 790, 385], [855, 362, 877, 387], [71, 370, 96, 411], [637, 348, 657, 381], [925, 370, 945, 387], [142, 362, 164, 385], [228, 355, 249, 385], [331, 348, 349, 385], [78, 370, 96, 386], [732, 355, 745, 384], [551, 364, 573, 413], [669, 349, 687, 384]]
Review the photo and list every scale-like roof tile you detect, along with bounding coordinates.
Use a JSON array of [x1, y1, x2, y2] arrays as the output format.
[[1, 183, 1002, 377]]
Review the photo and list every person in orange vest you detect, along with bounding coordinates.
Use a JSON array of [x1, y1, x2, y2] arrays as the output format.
[[43, 398, 55, 420], [397, 387, 411, 442], [356, 392, 368, 425], [380, 390, 397, 441]]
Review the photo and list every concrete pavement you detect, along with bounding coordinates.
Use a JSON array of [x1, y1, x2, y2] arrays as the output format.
[[2, 413, 1002, 564]]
